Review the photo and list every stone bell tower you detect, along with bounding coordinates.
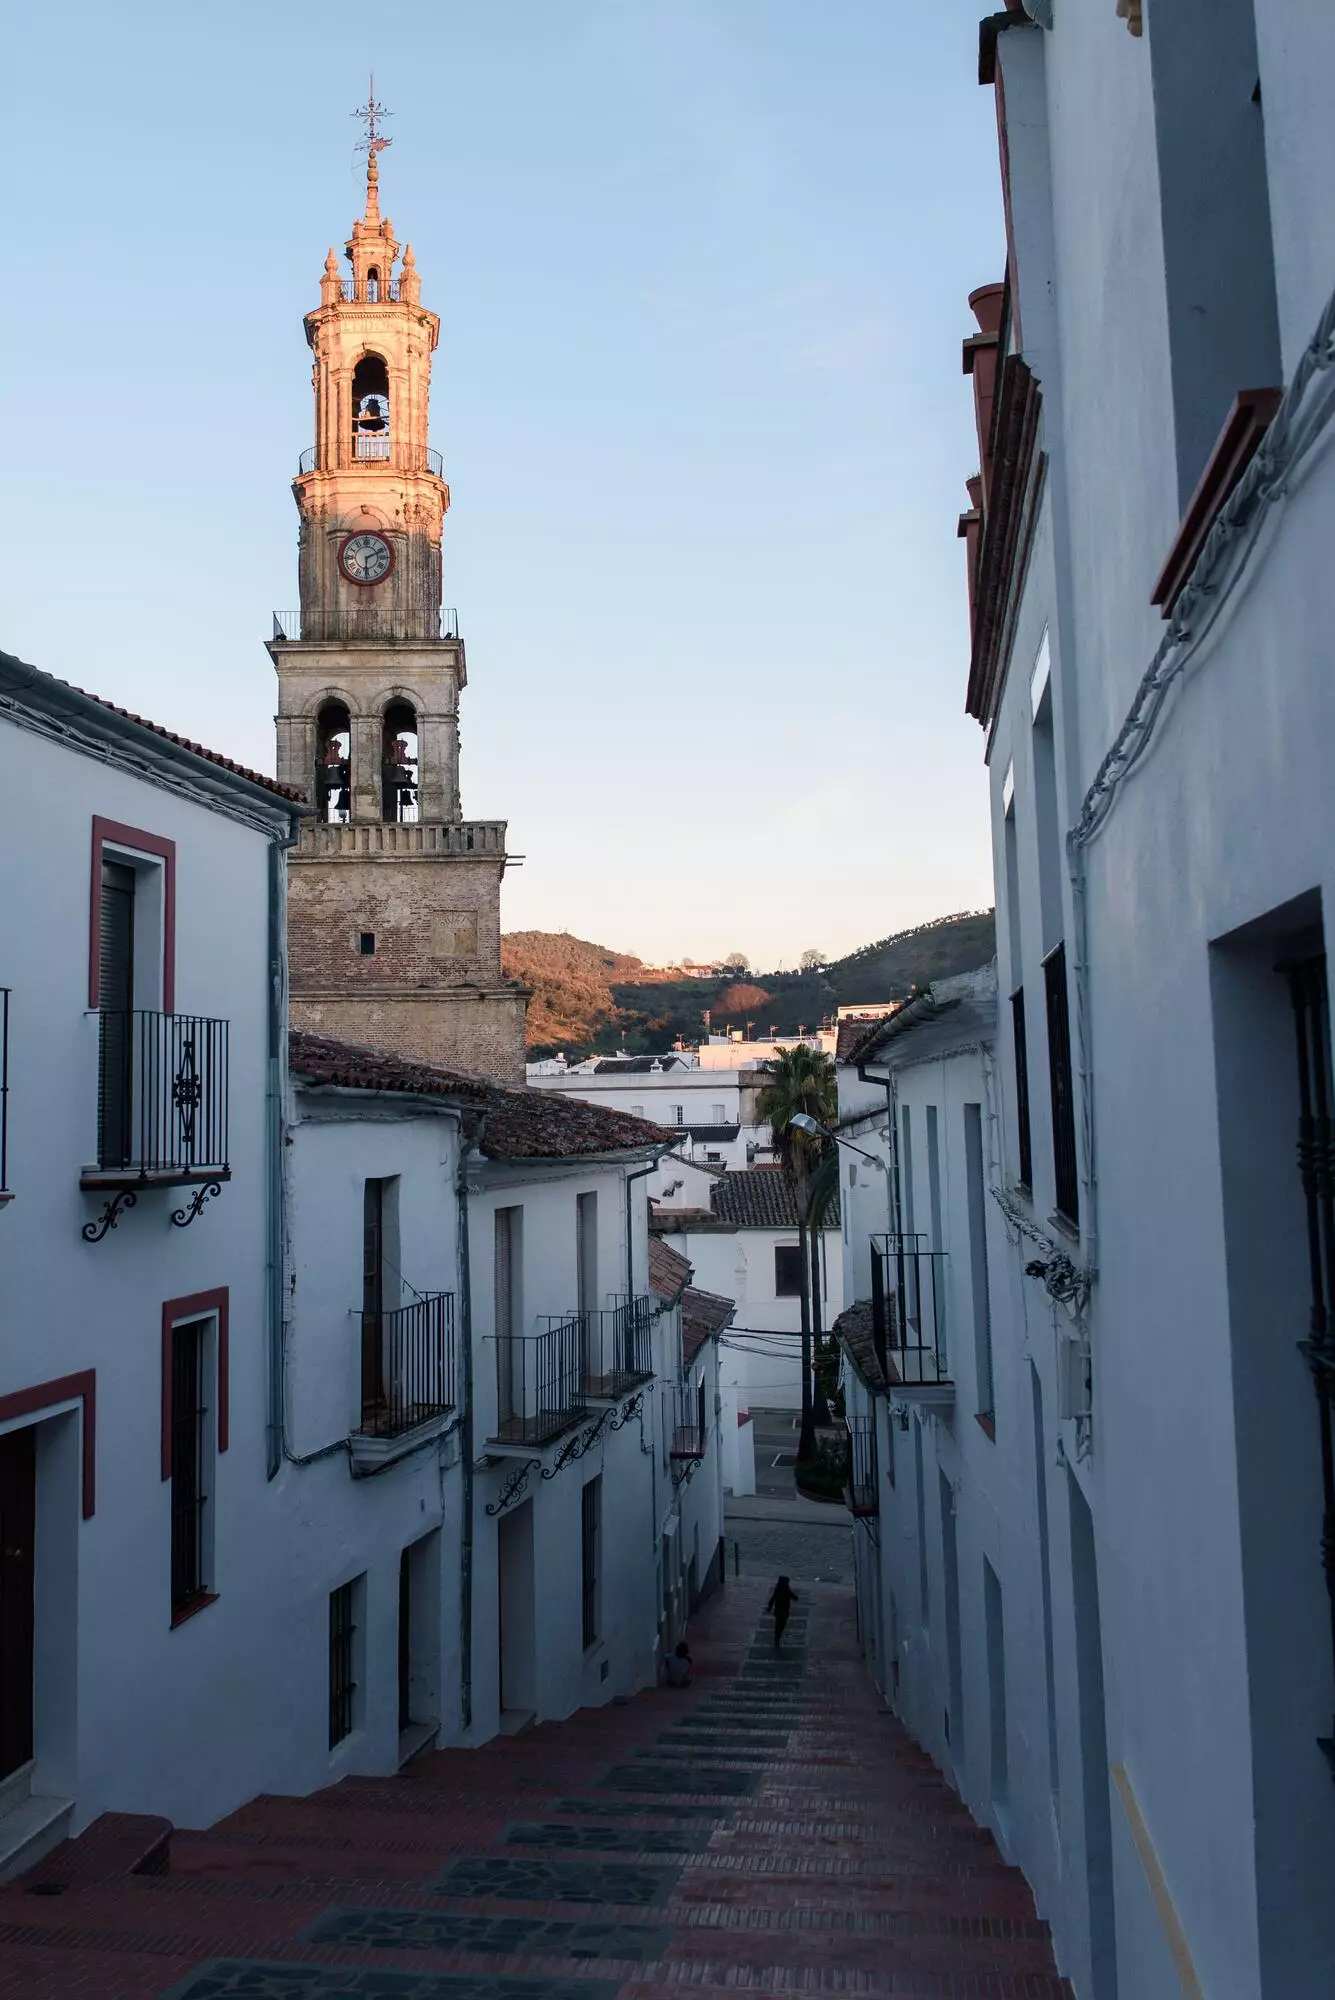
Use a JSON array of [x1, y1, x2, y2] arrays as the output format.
[[268, 117, 527, 1081]]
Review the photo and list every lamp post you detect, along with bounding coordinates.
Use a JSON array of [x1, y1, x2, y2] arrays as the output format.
[[787, 1115, 888, 1430]]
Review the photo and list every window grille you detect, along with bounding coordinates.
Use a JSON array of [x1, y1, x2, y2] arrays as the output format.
[[329, 1580, 357, 1747], [170, 1322, 208, 1614], [1011, 985, 1033, 1188], [1043, 942, 1079, 1225]]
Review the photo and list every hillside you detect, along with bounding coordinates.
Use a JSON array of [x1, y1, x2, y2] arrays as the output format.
[[503, 910, 996, 1058]]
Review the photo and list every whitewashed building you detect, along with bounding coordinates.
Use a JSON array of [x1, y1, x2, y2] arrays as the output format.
[[857, 6, 1335, 1997], [0, 651, 302, 1868], [529, 1052, 774, 1172], [648, 1238, 733, 1646], [653, 1170, 843, 1412]]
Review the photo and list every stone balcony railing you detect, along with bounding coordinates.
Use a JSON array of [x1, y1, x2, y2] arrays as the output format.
[[295, 819, 508, 859]]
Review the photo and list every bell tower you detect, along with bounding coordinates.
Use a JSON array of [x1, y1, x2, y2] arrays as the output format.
[[268, 103, 527, 1081]]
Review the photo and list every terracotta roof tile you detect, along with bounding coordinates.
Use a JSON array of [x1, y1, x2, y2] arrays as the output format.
[[682, 1284, 735, 1365], [69, 677, 307, 801], [833, 1298, 887, 1393], [289, 1029, 674, 1161], [649, 1237, 693, 1302], [710, 1169, 841, 1231]]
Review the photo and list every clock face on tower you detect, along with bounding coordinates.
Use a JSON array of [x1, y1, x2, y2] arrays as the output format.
[[338, 531, 394, 586]]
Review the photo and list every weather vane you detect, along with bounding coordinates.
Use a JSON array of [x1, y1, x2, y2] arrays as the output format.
[[353, 75, 393, 157]]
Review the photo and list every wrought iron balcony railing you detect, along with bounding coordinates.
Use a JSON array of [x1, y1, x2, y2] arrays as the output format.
[[0, 987, 10, 1202], [871, 1232, 950, 1389], [571, 1294, 654, 1398], [669, 1378, 707, 1461], [488, 1319, 587, 1446], [296, 443, 444, 477], [846, 1414, 878, 1515], [339, 277, 402, 302], [358, 1292, 455, 1439], [93, 1011, 229, 1181], [271, 606, 460, 643]]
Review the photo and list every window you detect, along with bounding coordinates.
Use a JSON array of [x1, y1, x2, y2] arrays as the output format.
[[672, 1105, 684, 1125], [925, 1105, 943, 1249], [362, 1178, 400, 1425], [712, 1104, 726, 1124], [581, 1475, 601, 1649], [706, 1151, 723, 1165], [170, 1320, 210, 1617], [900, 1106, 916, 1236], [329, 1579, 359, 1747], [358, 932, 375, 956], [1043, 942, 1079, 1226], [98, 860, 136, 1168], [964, 1103, 995, 1421], [1031, 654, 1064, 957], [774, 1244, 803, 1297], [494, 1206, 523, 1425], [1011, 987, 1033, 1188], [631, 1104, 644, 1117], [576, 1191, 598, 1317]]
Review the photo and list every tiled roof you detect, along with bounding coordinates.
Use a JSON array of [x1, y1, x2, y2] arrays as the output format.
[[682, 1285, 735, 1365], [29, 663, 308, 803], [832, 1299, 887, 1393], [290, 1030, 674, 1160], [836, 1015, 897, 1063], [649, 1206, 732, 1235], [592, 1055, 688, 1074], [649, 1238, 693, 1303], [710, 1169, 841, 1231], [289, 1030, 487, 1104], [480, 1088, 674, 1160]]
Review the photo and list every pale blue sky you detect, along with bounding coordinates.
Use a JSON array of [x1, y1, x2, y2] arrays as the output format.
[[5, 1, 1003, 970]]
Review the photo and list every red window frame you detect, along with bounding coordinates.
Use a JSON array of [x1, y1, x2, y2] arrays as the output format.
[[161, 1288, 229, 1480], [89, 818, 177, 1013]]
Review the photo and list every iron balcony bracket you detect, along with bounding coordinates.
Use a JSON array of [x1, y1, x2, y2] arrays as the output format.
[[608, 1390, 645, 1432], [486, 1457, 539, 1518], [171, 1180, 223, 1229], [542, 1408, 614, 1479], [82, 1187, 138, 1244]]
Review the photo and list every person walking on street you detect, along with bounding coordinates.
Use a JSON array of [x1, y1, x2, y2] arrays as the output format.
[[767, 1575, 798, 1650]]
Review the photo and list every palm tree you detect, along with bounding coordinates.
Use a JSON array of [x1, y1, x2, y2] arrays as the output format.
[[758, 1044, 837, 1461]]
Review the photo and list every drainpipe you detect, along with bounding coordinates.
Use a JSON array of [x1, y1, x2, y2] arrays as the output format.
[[266, 817, 302, 1480], [455, 1107, 487, 1736], [624, 1159, 656, 1300]]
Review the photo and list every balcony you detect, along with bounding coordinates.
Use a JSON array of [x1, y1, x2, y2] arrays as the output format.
[[669, 1379, 707, 1461], [489, 1318, 587, 1448], [577, 1295, 654, 1399], [871, 1233, 952, 1402], [846, 1414, 879, 1517], [83, 1011, 229, 1187], [357, 1293, 455, 1447], [296, 442, 444, 477], [339, 278, 403, 303], [271, 606, 459, 643]]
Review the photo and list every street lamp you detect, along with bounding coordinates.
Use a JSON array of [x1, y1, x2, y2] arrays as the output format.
[[787, 1111, 886, 1169]]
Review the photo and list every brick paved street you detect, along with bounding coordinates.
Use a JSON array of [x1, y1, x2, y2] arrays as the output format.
[[0, 1580, 1071, 1998]]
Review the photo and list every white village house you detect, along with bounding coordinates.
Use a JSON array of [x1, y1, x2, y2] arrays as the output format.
[[0, 650, 735, 1873], [652, 1167, 842, 1415], [0, 651, 302, 1864], [838, 6, 1335, 1998]]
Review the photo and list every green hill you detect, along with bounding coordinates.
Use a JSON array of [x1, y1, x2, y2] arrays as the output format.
[[504, 911, 996, 1060]]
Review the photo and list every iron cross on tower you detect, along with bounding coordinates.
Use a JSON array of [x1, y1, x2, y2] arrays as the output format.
[[353, 77, 393, 158]]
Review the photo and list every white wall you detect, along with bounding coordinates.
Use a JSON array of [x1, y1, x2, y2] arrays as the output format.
[[0, 714, 288, 1833], [656, 1223, 843, 1411]]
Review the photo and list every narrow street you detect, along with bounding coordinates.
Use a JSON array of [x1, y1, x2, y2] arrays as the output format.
[[0, 1579, 1070, 1999]]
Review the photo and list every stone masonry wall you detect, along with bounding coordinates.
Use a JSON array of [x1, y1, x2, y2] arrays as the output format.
[[291, 990, 527, 1083]]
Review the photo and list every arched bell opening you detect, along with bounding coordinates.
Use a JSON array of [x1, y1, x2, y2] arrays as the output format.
[[366, 264, 380, 303], [352, 353, 390, 461], [317, 699, 352, 824], [381, 700, 419, 824]]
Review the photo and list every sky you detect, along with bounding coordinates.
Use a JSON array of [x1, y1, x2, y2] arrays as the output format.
[[5, 1, 1004, 972]]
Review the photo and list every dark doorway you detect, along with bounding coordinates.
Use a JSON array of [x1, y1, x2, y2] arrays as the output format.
[[0, 1426, 36, 1780]]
